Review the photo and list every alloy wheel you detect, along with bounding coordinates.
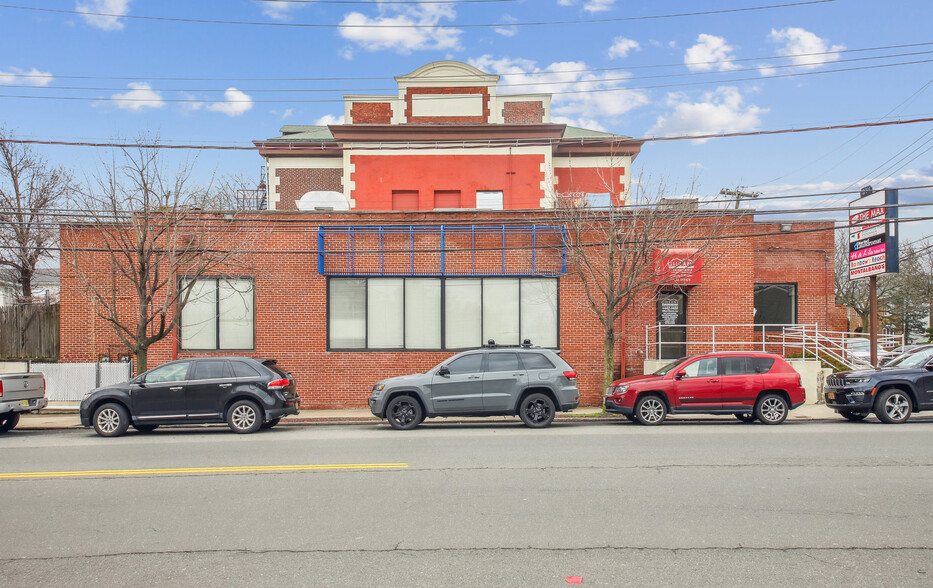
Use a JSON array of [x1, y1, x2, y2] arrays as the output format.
[[884, 393, 910, 421], [638, 398, 665, 424], [97, 408, 121, 433], [231, 405, 257, 430]]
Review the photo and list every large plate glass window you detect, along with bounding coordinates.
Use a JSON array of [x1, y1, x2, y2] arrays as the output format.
[[328, 277, 558, 350], [180, 278, 254, 350]]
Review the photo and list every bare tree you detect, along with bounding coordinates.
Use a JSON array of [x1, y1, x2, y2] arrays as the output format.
[[0, 128, 76, 301], [63, 144, 256, 373], [556, 176, 733, 388]]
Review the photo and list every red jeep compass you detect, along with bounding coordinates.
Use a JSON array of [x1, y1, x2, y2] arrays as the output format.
[[605, 352, 806, 425]]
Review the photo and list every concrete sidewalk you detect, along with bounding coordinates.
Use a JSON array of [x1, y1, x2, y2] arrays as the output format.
[[15, 403, 842, 430]]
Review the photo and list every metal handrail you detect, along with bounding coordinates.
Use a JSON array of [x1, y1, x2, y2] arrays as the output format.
[[644, 323, 904, 370]]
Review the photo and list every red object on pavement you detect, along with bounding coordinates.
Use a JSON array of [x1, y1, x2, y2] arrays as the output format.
[[566, 576, 582, 584]]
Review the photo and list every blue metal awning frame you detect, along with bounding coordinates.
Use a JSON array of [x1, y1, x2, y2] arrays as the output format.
[[317, 224, 567, 277]]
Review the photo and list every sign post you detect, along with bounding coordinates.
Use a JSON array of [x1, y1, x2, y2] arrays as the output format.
[[848, 188, 899, 365]]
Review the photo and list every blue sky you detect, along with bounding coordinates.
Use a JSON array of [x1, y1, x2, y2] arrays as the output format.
[[1, 0, 931, 242]]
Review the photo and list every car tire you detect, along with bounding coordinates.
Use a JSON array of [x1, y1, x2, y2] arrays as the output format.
[[93, 403, 130, 437], [386, 395, 423, 430], [132, 423, 159, 433], [754, 393, 789, 425], [0, 412, 20, 433], [634, 395, 666, 426], [226, 400, 262, 434], [519, 393, 555, 428], [260, 417, 281, 430], [839, 411, 869, 422], [735, 413, 756, 423], [874, 389, 912, 424]]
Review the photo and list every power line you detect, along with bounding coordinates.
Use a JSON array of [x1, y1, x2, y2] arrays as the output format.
[[2, 117, 932, 150], [0, 1, 837, 29], [7, 50, 931, 94], [4, 57, 932, 104]]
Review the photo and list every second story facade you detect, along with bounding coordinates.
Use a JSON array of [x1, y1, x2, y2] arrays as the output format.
[[255, 61, 643, 212]]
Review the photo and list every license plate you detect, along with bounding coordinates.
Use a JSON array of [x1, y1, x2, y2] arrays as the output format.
[[19, 399, 29, 406], [826, 393, 835, 400]]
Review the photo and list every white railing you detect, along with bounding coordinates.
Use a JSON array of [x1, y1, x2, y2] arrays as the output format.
[[644, 323, 904, 370]]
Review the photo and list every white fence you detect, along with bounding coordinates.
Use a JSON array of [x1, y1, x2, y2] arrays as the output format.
[[0, 361, 133, 402]]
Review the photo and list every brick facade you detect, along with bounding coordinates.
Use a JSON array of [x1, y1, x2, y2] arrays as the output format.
[[502, 101, 545, 124], [350, 102, 392, 124], [60, 211, 844, 410], [274, 168, 343, 210]]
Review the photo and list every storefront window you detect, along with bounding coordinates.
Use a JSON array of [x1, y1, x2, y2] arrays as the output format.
[[328, 277, 559, 350], [180, 278, 255, 350]]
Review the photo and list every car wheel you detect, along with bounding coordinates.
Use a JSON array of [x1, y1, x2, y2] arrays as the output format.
[[519, 393, 555, 428], [634, 395, 666, 426], [839, 411, 869, 422], [735, 413, 756, 423], [0, 412, 20, 433], [226, 400, 262, 434], [132, 424, 159, 433], [754, 393, 789, 425], [874, 389, 912, 424], [93, 403, 130, 437], [386, 395, 422, 430], [260, 417, 281, 430]]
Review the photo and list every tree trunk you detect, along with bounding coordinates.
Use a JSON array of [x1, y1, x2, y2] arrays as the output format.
[[136, 346, 147, 375], [19, 268, 33, 300], [603, 327, 615, 390]]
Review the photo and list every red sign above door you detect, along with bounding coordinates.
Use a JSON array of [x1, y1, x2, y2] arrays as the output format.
[[653, 248, 703, 285]]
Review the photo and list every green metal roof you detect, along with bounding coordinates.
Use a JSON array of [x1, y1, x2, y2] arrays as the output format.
[[262, 126, 335, 142], [562, 126, 631, 140]]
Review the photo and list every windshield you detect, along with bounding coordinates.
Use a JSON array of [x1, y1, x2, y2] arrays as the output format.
[[653, 357, 689, 376], [885, 346, 933, 368]]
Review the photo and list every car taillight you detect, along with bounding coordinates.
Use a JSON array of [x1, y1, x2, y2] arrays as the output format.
[[563, 371, 577, 379], [267, 378, 289, 390], [0, 381, 3, 398]]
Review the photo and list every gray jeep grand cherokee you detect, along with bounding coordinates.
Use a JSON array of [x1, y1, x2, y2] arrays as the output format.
[[369, 346, 580, 429]]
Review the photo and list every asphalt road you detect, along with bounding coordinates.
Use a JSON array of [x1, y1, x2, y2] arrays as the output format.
[[1, 418, 932, 587]]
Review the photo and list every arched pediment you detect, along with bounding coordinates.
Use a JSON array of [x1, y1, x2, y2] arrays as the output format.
[[396, 60, 498, 87]]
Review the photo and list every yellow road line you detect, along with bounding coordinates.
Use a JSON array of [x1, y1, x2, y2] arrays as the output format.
[[0, 463, 408, 480]]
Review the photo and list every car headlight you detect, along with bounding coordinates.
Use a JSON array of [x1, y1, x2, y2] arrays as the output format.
[[372, 384, 385, 393], [82, 392, 92, 401], [845, 377, 871, 385], [606, 384, 629, 396]]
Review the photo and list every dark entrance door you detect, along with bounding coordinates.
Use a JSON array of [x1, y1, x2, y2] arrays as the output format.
[[657, 292, 687, 360]]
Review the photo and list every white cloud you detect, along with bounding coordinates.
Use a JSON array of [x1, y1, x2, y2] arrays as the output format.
[[0, 67, 53, 87], [260, 0, 302, 21], [688, 162, 705, 169], [768, 27, 844, 70], [583, 0, 615, 12], [607, 37, 640, 59], [76, 0, 131, 31], [557, 0, 616, 12], [280, 108, 295, 121], [684, 34, 739, 72], [206, 88, 253, 117], [758, 64, 778, 77], [494, 15, 518, 37], [469, 55, 650, 129], [647, 86, 768, 143], [179, 92, 204, 113], [315, 114, 344, 125], [110, 82, 163, 111], [338, 5, 461, 54]]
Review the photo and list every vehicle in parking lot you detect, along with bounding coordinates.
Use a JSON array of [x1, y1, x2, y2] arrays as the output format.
[[604, 352, 805, 425], [368, 345, 579, 429], [0, 372, 47, 433], [824, 344, 933, 423], [80, 357, 300, 437]]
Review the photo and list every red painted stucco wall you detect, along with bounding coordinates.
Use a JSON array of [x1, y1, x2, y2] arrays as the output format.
[[349, 154, 546, 210]]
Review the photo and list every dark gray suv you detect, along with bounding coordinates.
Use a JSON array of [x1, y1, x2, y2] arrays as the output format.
[[368, 346, 579, 429]]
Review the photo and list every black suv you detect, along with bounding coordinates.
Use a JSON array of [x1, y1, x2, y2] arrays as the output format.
[[824, 345, 933, 423], [80, 358, 300, 437]]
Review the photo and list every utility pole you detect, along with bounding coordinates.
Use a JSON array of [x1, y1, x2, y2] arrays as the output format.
[[720, 187, 761, 209]]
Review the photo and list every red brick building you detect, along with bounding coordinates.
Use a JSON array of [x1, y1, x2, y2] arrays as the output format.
[[59, 61, 845, 408]]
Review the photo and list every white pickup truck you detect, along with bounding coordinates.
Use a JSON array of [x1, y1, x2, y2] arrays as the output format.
[[0, 372, 46, 433]]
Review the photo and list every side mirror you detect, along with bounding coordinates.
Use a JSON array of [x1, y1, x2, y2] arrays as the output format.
[[438, 366, 450, 376], [674, 370, 686, 380]]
